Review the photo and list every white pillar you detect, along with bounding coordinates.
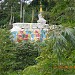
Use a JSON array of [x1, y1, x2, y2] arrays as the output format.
[[20, 0, 23, 22], [23, 6, 25, 23]]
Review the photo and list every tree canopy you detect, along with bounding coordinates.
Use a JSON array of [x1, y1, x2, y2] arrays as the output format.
[[0, 0, 75, 27], [0, 0, 75, 75]]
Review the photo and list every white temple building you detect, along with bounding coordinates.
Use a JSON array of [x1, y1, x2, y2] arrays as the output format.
[[10, 2, 49, 42]]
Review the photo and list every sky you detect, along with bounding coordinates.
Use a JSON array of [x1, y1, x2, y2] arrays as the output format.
[[25, 0, 33, 4], [0, 0, 33, 4], [0, 0, 4, 3]]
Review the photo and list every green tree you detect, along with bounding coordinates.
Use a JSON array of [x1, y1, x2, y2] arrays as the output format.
[[14, 41, 39, 70], [23, 25, 75, 75], [0, 29, 40, 75], [47, 0, 75, 25], [0, 28, 16, 75], [0, 0, 20, 27]]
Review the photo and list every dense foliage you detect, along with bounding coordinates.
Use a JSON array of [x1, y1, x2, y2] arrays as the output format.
[[15, 41, 39, 70], [0, 29, 39, 75], [0, 0, 75, 27], [0, 29, 16, 75], [0, 0, 75, 75], [23, 26, 75, 75]]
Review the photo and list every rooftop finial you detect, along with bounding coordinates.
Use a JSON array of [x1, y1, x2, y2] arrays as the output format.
[[40, 1, 42, 13]]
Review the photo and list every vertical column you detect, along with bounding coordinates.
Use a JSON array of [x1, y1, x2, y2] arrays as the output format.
[[9, 6, 13, 25], [0, 2, 1, 10], [40, 1, 42, 13], [23, 6, 25, 23], [20, 0, 23, 22]]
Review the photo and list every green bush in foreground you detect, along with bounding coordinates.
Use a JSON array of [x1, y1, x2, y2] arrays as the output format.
[[14, 41, 39, 70], [0, 28, 16, 75], [0, 29, 39, 75], [23, 27, 75, 75]]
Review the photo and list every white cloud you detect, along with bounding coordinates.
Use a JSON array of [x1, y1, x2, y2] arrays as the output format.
[[0, 0, 4, 3], [0, 0, 33, 4], [25, 0, 33, 4]]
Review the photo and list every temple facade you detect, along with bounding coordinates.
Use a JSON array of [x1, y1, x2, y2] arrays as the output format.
[[11, 22, 49, 42], [10, 2, 49, 42]]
